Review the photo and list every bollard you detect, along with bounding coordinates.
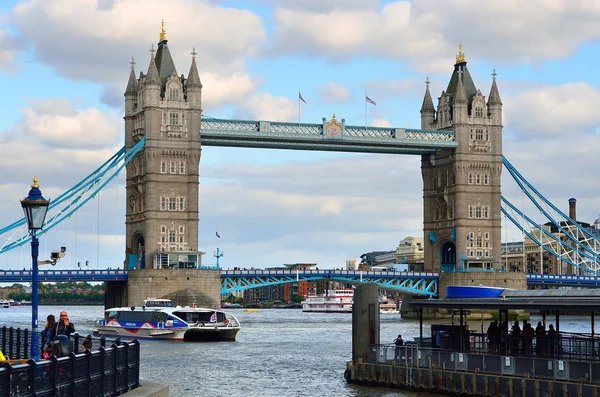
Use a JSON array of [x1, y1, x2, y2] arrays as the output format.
[[9, 327, 14, 359], [100, 336, 106, 348], [16, 328, 22, 359], [73, 333, 80, 354], [23, 329, 30, 360]]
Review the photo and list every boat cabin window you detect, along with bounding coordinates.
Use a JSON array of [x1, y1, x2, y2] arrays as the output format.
[[144, 299, 173, 308], [105, 311, 168, 323], [173, 311, 225, 323]]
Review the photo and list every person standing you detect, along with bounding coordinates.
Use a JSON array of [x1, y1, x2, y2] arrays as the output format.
[[42, 314, 56, 352], [55, 311, 75, 339]]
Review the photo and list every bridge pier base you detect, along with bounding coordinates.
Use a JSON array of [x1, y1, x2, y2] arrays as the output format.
[[105, 281, 128, 310], [352, 283, 380, 363], [126, 269, 221, 309], [401, 272, 527, 319]]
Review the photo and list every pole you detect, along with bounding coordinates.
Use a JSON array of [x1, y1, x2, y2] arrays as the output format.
[[364, 96, 367, 130], [298, 90, 300, 125], [31, 232, 40, 361]]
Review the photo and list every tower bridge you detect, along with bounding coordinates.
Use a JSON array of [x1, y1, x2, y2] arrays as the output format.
[[3, 26, 599, 309]]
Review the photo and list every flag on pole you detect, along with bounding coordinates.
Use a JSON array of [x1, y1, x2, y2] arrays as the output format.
[[210, 312, 217, 323], [216, 231, 220, 238], [366, 95, 376, 105], [299, 92, 307, 104]]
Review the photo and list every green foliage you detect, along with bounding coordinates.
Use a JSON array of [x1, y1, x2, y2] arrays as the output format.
[[7, 282, 104, 304]]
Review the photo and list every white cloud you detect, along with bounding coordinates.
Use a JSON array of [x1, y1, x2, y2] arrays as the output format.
[[271, 0, 600, 71], [15, 98, 121, 149], [371, 117, 391, 128], [504, 82, 600, 139], [0, 98, 122, 191], [235, 93, 298, 121], [318, 82, 351, 103], [8, 0, 267, 107]]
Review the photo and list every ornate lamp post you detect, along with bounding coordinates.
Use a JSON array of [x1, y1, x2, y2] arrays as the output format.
[[21, 176, 50, 361]]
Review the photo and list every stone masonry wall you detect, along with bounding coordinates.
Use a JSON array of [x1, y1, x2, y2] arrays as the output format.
[[126, 269, 221, 309]]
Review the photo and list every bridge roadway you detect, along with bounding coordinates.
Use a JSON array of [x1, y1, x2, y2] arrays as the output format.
[[0, 269, 597, 296]]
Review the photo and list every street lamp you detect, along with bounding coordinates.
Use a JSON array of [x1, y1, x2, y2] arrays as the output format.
[[21, 176, 50, 361]]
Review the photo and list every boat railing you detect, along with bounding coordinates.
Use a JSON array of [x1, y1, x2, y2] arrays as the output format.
[[0, 337, 140, 395], [366, 334, 600, 384]]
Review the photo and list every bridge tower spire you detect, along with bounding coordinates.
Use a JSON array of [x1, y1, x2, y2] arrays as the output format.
[[421, 44, 504, 273], [123, 24, 203, 273]]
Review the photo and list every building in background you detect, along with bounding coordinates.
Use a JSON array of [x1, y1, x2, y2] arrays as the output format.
[[395, 237, 425, 271]]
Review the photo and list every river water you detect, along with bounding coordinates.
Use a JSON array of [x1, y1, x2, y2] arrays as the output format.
[[1, 305, 594, 397]]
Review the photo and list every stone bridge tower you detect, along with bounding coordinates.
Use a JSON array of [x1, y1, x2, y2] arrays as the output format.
[[420, 46, 504, 273], [123, 23, 203, 271]]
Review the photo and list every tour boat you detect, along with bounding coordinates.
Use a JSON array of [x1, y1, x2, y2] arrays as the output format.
[[301, 289, 354, 313], [379, 297, 401, 314], [0, 299, 9, 308], [93, 298, 241, 341]]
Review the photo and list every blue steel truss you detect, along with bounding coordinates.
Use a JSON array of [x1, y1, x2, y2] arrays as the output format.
[[220, 269, 439, 296], [526, 274, 600, 287], [200, 117, 458, 154], [0, 269, 127, 282], [0, 138, 146, 255], [6, 269, 600, 290], [502, 155, 600, 274]]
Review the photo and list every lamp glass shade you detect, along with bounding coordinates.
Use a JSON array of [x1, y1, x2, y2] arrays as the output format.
[[21, 201, 49, 230]]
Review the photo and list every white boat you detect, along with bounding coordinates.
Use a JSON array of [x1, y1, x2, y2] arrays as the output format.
[[301, 289, 354, 313], [0, 299, 9, 308], [379, 297, 401, 314], [93, 298, 241, 341]]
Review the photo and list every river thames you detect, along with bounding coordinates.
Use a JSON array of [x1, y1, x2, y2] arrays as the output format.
[[2, 305, 594, 396]]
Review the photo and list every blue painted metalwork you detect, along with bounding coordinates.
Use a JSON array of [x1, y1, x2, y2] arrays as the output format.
[[0, 269, 128, 282], [501, 196, 599, 274], [503, 156, 600, 258], [0, 138, 146, 255], [200, 117, 458, 155], [526, 274, 600, 287], [220, 269, 439, 297]]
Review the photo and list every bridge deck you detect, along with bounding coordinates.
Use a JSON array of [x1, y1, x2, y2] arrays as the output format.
[[200, 118, 458, 154]]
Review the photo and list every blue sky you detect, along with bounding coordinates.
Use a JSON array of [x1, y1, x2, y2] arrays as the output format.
[[0, 0, 599, 270]]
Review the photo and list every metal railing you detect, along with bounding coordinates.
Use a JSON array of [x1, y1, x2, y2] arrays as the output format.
[[367, 335, 600, 384], [1, 327, 124, 360], [0, 338, 140, 396]]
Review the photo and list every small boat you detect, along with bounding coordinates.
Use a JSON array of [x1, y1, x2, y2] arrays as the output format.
[[93, 298, 241, 341], [8, 299, 19, 307], [0, 300, 9, 309], [301, 289, 354, 313], [379, 297, 401, 314], [243, 308, 259, 313]]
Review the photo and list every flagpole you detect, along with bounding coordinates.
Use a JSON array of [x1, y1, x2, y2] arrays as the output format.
[[298, 90, 301, 125], [365, 94, 367, 130]]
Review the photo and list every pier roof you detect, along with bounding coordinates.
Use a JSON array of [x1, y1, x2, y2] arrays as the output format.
[[410, 289, 600, 313]]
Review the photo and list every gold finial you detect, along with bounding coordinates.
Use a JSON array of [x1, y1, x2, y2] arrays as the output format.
[[159, 19, 167, 42], [191, 47, 197, 59], [456, 43, 466, 64], [31, 176, 39, 189], [425, 76, 430, 88], [331, 113, 337, 124], [130, 56, 135, 70]]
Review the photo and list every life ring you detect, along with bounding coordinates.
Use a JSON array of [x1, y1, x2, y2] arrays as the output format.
[[223, 319, 230, 326]]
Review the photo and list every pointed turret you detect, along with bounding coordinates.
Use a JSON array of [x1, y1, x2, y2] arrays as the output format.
[[420, 77, 435, 129], [453, 66, 468, 123], [488, 68, 503, 125], [186, 48, 202, 108], [155, 20, 177, 86], [125, 57, 138, 95], [186, 49, 202, 88], [145, 45, 161, 86], [446, 44, 477, 102], [487, 68, 502, 106], [453, 67, 467, 105]]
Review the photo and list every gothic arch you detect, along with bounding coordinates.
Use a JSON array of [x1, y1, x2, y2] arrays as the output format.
[[440, 240, 456, 270]]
